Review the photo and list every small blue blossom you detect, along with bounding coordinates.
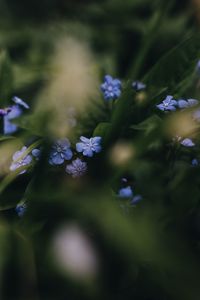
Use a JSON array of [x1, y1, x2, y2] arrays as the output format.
[[118, 186, 133, 198], [156, 95, 177, 111], [4, 105, 22, 134], [132, 81, 146, 91], [12, 96, 30, 109], [10, 146, 32, 174], [4, 97, 29, 135], [100, 75, 121, 101], [32, 148, 41, 160], [15, 203, 27, 217], [192, 158, 199, 166], [49, 139, 73, 165], [180, 138, 195, 147], [66, 158, 87, 178], [76, 136, 102, 157], [177, 98, 198, 109], [131, 194, 142, 205]]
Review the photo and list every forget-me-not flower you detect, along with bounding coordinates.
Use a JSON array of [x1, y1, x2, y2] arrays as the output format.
[[132, 81, 146, 91], [177, 98, 198, 109], [66, 158, 87, 178], [49, 139, 73, 165], [180, 138, 195, 147], [10, 146, 32, 174], [4, 97, 29, 135], [156, 95, 177, 111], [118, 186, 133, 198], [32, 148, 41, 160], [100, 75, 121, 101], [16, 203, 27, 217], [76, 136, 102, 157]]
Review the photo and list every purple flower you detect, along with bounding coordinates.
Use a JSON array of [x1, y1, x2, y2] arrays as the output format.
[[10, 146, 32, 174], [118, 186, 133, 198], [49, 139, 73, 165], [12, 96, 30, 109], [16, 203, 27, 217], [66, 158, 87, 178], [180, 138, 195, 147], [100, 75, 121, 101], [76, 136, 102, 157], [132, 81, 146, 91], [156, 95, 177, 111]]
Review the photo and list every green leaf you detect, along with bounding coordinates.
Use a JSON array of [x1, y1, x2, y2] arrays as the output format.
[[0, 50, 13, 106], [130, 115, 162, 132], [93, 122, 111, 140], [143, 34, 200, 94]]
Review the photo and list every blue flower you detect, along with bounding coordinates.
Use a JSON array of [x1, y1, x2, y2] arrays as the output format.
[[49, 139, 73, 165], [15, 203, 27, 217], [177, 98, 198, 109], [132, 81, 146, 91], [131, 194, 142, 205], [100, 75, 121, 101], [118, 186, 133, 198], [180, 138, 195, 147], [156, 95, 177, 111], [66, 158, 87, 178], [4, 97, 29, 135], [76, 136, 102, 157], [12, 96, 30, 109], [10, 146, 32, 174], [32, 148, 41, 160], [192, 158, 199, 166], [4, 105, 22, 134]]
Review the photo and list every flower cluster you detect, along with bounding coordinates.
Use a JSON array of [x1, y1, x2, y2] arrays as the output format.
[[118, 182, 142, 206], [157, 95, 198, 112]]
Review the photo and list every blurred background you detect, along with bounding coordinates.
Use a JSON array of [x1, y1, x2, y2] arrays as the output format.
[[0, 0, 199, 300]]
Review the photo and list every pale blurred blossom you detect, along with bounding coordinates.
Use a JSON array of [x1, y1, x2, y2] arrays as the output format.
[[52, 224, 99, 279]]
